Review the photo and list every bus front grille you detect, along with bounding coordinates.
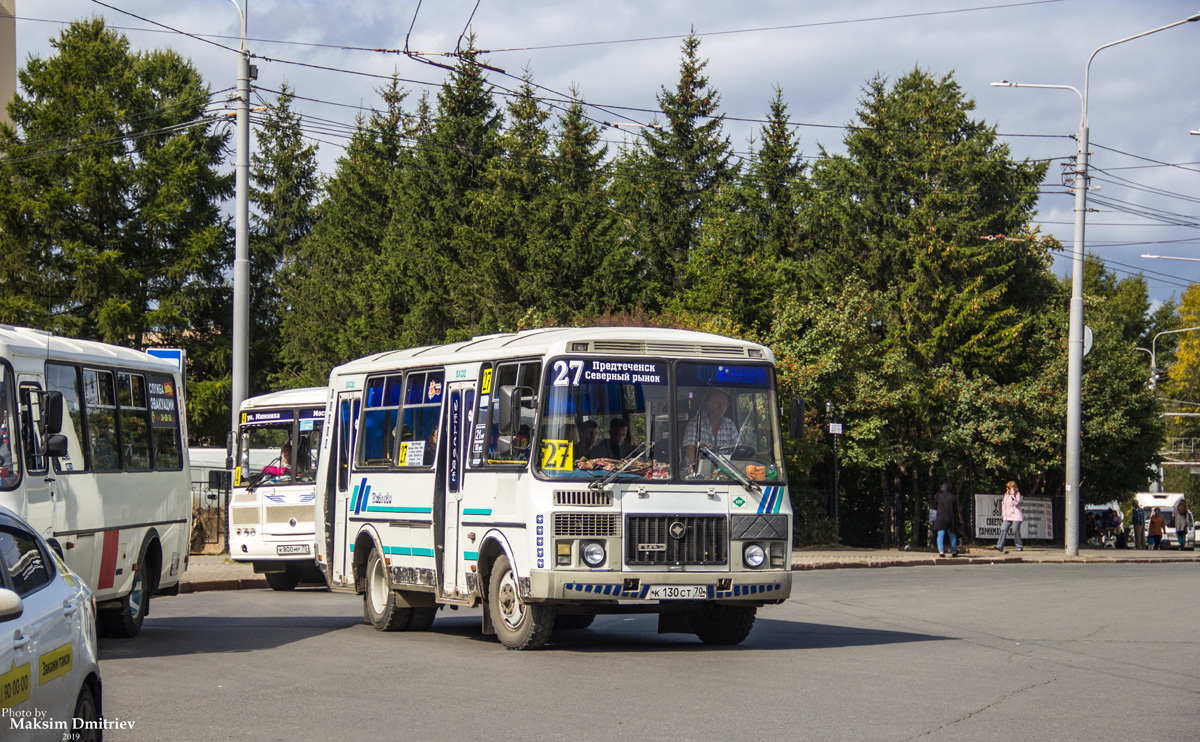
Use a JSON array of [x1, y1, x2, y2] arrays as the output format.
[[266, 505, 313, 525], [554, 489, 613, 507], [626, 515, 727, 566], [230, 507, 259, 526], [553, 513, 621, 537]]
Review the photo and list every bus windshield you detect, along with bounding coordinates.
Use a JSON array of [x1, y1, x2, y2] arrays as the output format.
[[238, 409, 324, 486], [534, 359, 784, 484]]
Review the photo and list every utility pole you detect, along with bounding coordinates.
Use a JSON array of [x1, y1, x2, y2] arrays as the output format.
[[0, 0, 15, 130], [992, 11, 1200, 556], [229, 0, 251, 436]]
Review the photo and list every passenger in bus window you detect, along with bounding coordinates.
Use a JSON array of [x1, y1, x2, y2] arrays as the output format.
[[0, 410, 14, 485], [577, 420, 598, 460], [423, 427, 438, 466], [590, 418, 633, 460], [0, 410, 11, 467]]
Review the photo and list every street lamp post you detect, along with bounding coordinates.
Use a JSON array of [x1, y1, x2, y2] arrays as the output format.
[[1150, 326, 1200, 390], [991, 11, 1200, 556], [227, 0, 251, 437], [826, 401, 841, 543]]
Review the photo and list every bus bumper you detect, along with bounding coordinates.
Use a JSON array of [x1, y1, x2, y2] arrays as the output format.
[[526, 569, 791, 603], [229, 538, 316, 565]]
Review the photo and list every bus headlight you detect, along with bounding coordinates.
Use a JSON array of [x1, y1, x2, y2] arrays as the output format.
[[581, 541, 606, 567], [743, 543, 766, 568]]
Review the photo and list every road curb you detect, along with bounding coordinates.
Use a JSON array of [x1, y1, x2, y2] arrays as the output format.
[[791, 554, 1200, 570], [179, 577, 268, 593]]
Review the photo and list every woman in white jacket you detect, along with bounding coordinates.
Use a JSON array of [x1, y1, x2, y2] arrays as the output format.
[[995, 481, 1024, 553]]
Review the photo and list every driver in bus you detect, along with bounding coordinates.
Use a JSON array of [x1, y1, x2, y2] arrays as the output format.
[[682, 390, 740, 472], [262, 443, 292, 477]]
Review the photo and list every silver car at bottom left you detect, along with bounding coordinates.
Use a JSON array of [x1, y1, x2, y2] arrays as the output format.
[[0, 506, 102, 741]]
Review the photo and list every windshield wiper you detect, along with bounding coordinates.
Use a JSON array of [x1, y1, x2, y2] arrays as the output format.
[[697, 443, 761, 494], [588, 441, 653, 491]]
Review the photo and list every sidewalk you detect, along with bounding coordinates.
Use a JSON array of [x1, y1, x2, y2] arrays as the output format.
[[178, 545, 1200, 593]]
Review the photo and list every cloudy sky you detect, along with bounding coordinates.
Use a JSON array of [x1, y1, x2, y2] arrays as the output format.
[[10, 0, 1200, 306]]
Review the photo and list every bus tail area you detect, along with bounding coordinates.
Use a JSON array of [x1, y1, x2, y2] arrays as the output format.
[[0, 325, 191, 637], [314, 328, 793, 650], [228, 388, 328, 590]]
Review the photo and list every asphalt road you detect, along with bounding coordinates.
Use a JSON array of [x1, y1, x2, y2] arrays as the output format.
[[98, 563, 1200, 741]]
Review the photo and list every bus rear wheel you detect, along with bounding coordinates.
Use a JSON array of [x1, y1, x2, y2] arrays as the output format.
[[690, 603, 756, 646], [488, 555, 554, 650], [363, 548, 409, 631], [100, 563, 147, 638]]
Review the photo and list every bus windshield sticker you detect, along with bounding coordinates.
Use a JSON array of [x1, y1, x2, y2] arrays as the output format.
[[148, 375, 179, 428], [242, 410, 295, 426], [539, 439, 574, 470], [552, 359, 667, 387]]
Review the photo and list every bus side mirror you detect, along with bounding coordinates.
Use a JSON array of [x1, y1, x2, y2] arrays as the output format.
[[44, 434, 67, 458], [789, 398, 804, 439], [208, 469, 231, 491], [497, 385, 522, 435], [225, 430, 234, 470], [43, 391, 64, 435]]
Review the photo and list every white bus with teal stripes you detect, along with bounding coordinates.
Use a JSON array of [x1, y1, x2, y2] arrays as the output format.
[[0, 325, 190, 638], [229, 387, 328, 591], [313, 327, 792, 649]]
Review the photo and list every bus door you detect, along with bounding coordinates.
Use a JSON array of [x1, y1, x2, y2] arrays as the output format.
[[42, 363, 102, 588], [331, 391, 359, 586], [438, 383, 472, 597], [16, 377, 54, 534]]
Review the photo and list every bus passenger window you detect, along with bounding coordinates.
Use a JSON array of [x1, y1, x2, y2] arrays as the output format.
[[83, 368, 120, 472], [399, 370, 443, 467], [359, 375, 402, 467], [118, 373, 152, 471], [147, 373, 182, 470]]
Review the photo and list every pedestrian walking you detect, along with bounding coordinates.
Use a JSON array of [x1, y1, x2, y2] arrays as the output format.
[[1129, 502, 1146, 550], [1148, 507, 1166, 550], [932, 482, 960, 557], [1174, 499, 1192, 550], [995, 481, 1024, 553]]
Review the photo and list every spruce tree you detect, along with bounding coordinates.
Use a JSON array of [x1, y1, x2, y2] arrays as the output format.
[[613, 33, 736, 304], [276, 78, 413, 386], [0, 19, 232, 441], [386, 44, 503, 344]]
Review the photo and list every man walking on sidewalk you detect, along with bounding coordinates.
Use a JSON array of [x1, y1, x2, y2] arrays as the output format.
[[1129, 502, 1146, 550]]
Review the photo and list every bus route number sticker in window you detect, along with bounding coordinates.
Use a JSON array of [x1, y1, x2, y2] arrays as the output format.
[[552, 360, 584, 387], [540, 439, 574, 470]]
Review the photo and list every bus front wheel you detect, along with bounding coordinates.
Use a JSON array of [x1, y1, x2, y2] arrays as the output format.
[[363, 548, 409, 631], [690, 603, 756, 646], [266, 565, 302, 591], [488, 555, 554, 650]]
